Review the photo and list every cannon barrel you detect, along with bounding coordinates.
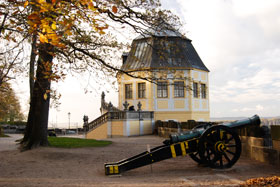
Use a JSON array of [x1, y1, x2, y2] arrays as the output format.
[[222, 114, 260, 129], [169, 114, 260, 144]]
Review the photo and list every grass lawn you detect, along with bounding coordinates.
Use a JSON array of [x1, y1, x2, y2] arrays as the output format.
[[48, 137, 112, 148], [0, 134, 9, 138]]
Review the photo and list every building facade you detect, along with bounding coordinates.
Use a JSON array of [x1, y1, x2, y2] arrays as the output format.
[[85, 27, 210, 139], [118, 28, 210, 122]]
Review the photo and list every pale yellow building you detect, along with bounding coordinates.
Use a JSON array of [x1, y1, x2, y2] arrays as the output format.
[[118, 28, 210, 122], [85, 27, 210, 139]]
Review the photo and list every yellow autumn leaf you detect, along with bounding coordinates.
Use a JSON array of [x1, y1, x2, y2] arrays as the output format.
[[37, 0, 45, 4], [43, 93, 48, 100], [51, 22, 56, 30], [39, 33, 48, 43], [88, 2, 96, 11], [48, 33, 60, 46], [64, 30, 72, 36], [24, 0, 29, 8]]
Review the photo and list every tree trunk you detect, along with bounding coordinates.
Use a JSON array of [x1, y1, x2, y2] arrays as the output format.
[[29, 34, 37, 99], [21, 43, 53, 150]]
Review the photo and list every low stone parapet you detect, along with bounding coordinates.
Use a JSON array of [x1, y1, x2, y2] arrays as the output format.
[[273, 140, 280, 151], [251, 146, 279, 165], [158, 127, 180, 138], [157, 127, 280, 166]]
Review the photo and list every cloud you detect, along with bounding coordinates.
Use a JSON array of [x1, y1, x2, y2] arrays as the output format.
[[176, 0, 280, 69], [238, 105, 264, 112], [173, 0, 280, 117], [232, 0, 280, 17], [211, 67, 280, 104]]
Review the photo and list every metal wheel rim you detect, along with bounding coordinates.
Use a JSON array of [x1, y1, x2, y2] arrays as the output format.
[[198, 125, 241, 169], [189, 152, 204, 164]]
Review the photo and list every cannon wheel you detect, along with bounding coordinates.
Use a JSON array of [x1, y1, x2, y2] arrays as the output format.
[[198, 125, 241, 169], [189, 123, 213, 164], [189, 152, 203, 164]]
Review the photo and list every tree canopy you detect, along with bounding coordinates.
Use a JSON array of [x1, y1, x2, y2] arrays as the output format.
[[1, 0, 180, 84], [0, 0, 181, 150]]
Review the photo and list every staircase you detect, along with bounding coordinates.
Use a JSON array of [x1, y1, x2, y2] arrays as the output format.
[[85, 111, 127, 133], [84, 111, 154, 139]]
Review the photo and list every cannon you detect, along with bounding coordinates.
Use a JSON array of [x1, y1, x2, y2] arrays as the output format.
[[105, 115, 260, 175]]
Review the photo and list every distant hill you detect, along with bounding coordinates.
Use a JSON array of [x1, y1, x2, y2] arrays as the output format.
[[210, 117, 247, 121], [261, 117, 280, 126], [211, 116, 280, 126]]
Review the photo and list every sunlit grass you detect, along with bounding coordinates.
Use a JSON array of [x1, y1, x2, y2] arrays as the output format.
[[0, 134, 9, 138], [48, 137, 112, 148]]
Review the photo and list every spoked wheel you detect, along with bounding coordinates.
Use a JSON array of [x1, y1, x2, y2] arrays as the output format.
[[198, 125, 241, 169], [189, 124, 213, 164], [189, 152, 204, 164]]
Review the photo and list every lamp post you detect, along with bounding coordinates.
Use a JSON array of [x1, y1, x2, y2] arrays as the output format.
[[68, 112, 71, 130]]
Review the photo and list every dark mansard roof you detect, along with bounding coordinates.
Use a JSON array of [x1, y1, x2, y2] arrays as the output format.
[[121, 28, 209, 72]]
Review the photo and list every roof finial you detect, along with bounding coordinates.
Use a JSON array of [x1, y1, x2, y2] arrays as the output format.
[[101, 91, 105, 101]]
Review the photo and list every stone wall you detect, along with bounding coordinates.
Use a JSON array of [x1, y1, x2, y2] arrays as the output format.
[[157, 127, 280, 166], [158, 127, 180, 138], [241, 136, 280, 165]]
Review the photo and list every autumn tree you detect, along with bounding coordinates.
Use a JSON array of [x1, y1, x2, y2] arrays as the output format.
[[0, 0, 180, 150], [0, 33, 25, 123], [0, 82, 24, 122], [0, 44, 25, 88]]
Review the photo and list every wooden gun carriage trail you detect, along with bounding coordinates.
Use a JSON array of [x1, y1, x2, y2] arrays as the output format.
[[104, 115, 261, 175]]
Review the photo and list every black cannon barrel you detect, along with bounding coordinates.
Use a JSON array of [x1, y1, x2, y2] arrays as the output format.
[[222, 114, 260, 129], [169, 130, 201, 144], [169, 114, 260, 144]]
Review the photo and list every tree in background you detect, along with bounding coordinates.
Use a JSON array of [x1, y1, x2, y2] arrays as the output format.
[[0, 83, 24, 122], [0, 45, 25, 88], [0, 0, 180, 150], [0, 44, 25, 123]]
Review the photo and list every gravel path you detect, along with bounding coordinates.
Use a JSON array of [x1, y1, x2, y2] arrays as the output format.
[[0, 135, 279, 186], [0, 134, 23, 151]]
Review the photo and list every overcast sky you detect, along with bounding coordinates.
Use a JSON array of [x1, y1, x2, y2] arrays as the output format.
[[15, 0, 280, 128], [163, 0, 280, 118]]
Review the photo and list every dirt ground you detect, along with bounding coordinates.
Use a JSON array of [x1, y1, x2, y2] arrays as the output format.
[[0, 134, 280, 187]]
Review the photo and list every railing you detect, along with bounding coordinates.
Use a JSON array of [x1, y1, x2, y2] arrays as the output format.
[[86, 113, 109, 132], [109, 111, 126, 119], [85, 111, 154, 132], [122, 111, 154, 120]]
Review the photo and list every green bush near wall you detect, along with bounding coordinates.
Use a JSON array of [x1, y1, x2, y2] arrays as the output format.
[[271, 125, 280, 140], [0, 121, 27, 126]]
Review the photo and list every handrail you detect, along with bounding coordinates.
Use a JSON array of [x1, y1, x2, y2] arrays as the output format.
[[86, 113, 109, 132], [85, 111, 154, 132]]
